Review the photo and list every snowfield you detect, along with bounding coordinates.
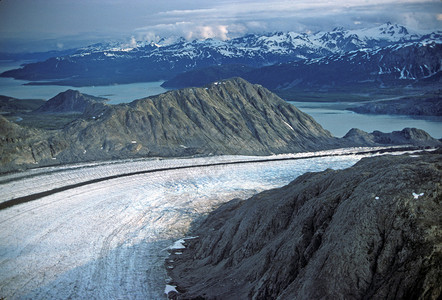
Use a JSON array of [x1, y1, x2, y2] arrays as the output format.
[[0, 148, 416, 299]]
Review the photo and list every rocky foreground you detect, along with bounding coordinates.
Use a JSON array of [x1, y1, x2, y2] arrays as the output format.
[[167, 151, 442, 299]]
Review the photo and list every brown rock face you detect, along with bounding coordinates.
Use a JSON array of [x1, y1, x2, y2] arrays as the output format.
[[168, 152, 442, 300]]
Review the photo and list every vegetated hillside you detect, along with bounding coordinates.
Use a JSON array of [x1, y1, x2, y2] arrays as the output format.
[[348, 90, 442, 116], [0, 23, 437, 86], [167, 152, 442, 300], [0, 95, 45, 113]]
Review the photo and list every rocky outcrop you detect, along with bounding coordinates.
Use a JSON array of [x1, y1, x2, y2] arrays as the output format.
[[167, 152, 442, 299], [0, 116, 68, 171], [161, 64, 255, 88], [343, 127, 442, 147], [34, 89, 108, 114]]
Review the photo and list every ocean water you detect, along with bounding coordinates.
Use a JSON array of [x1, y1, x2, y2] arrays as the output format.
[[289, 101, 442, 138]]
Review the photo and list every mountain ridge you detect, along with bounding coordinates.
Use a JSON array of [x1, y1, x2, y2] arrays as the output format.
[[1, 23, 439, 87], [0, 78, 336, 172], [167, 152, 442, 299], [163, 38, 442, 90], [1, 78, 440, 173]]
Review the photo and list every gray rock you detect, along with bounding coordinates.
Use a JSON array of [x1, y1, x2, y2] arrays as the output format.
[[34, 89, 108, 114], [168, 153, 442, 299], [343, 127, 442, 147]]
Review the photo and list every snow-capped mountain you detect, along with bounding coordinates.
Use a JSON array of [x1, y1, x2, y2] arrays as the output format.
[[71, 22, 427, 63], [1, 22, 440, 86], [163, 38, 442, 90], [241, 39, 442, 90]]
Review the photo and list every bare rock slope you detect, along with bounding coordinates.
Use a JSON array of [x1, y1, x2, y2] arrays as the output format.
[[168, 152, 442, 299]]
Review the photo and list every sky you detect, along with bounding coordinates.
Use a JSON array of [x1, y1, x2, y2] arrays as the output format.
[[0, 0, 441, 52]]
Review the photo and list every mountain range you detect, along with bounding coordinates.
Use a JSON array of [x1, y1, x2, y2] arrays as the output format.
[[1, 78, 440, 173], [1, 23, 440, 89]]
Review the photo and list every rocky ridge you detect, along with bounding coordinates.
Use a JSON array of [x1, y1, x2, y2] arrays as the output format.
[[343, 127, 442, 147], [167, 152, 442, 299], [34, 89, 108, 114], [1, 78, 440, 173], [0, 78, 335, 172]]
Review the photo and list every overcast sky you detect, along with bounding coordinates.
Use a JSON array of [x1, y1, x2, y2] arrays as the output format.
[[0, 0, 441, 52]]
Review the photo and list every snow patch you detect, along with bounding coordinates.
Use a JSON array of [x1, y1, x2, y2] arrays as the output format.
[[412, 192, 424, 199], [165, 284, 178, 294], [282, 120, 295, 131]]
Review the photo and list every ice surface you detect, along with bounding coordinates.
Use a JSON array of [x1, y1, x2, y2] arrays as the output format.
[[0, 148, 422, 299]]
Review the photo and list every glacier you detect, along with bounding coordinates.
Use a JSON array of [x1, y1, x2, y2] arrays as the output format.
[[0, 148, 421, 299]]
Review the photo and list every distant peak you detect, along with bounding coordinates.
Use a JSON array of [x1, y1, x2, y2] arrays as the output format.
[[332, 26, 345, 32], [59, 89, 81, 96]]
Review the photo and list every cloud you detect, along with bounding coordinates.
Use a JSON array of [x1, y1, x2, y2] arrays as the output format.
[[134, 0, 442, 41], [1, 0, 440, 52]]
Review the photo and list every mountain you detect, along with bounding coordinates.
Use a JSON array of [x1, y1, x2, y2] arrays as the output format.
[[347, 90, 442, 116], [162, 64, 255, 89], [60, 77, 337, 158], [342, 127, 442, 147], [1, 23, 437, 86], [166, 152, 442, 299], [245, 39, 442, 90], [164, 38, 442, 91], [1, 78, 440, 173], [34, 89, 108, 114], [0, 95, 45, 113], [0, 78, 336, 172]]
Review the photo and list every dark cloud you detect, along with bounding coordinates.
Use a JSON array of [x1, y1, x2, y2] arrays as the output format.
[[0, 0, 440, 52]]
